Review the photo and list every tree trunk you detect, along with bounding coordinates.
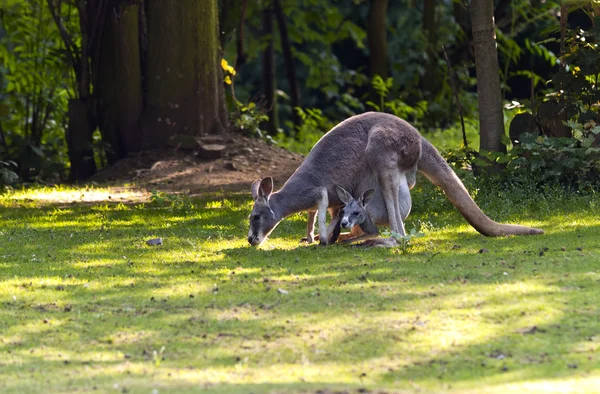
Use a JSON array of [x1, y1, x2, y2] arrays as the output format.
[[262, 3, 279, 135], [140, 0, 227, 148], [367, 0, 389, 103], [97, 1, 143, 164], [367, 0, 388, 80], [235, 0, 248, 68], [67, 99, 96, 181], [273, 0, 300, 132], [423, 0, 436, 44], [470, 0, 506, 153]]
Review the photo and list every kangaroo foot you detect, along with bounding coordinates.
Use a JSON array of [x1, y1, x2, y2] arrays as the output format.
[[300, 235, 315, 243]]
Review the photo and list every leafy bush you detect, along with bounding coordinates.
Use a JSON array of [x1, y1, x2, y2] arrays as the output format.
[[367, 75, 428, 125], [0, 0, 71, 182], [0, 160, 18, 186], [275, 108, 335, 155]]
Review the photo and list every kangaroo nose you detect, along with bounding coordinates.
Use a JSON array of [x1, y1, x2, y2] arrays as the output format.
[[341, 220, 349, 228], [248, 234, 260, 245]]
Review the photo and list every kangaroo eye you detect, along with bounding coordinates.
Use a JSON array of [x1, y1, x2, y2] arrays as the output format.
[[253, 215, 261, 222], [352, 212, 359, 216]]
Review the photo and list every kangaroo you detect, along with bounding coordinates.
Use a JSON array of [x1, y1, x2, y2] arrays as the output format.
[[247, 112, 543, 246], [334, 173, 413, 245], [309, 168, 416, 245]]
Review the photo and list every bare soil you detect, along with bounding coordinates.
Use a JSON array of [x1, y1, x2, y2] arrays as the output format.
[[91, 133, 305, 195]]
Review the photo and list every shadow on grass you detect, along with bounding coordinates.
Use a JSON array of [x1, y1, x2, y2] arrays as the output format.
[[0, 193, 599, 393]]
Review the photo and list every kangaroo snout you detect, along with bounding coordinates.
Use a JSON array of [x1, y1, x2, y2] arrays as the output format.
[[248, 234, 260, 246], [341, 219, 350, 228]]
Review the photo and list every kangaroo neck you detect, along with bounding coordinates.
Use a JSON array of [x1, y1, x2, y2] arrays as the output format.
[[268, 187, 316, 220]]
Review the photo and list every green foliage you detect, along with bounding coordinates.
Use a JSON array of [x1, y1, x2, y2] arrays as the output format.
[[366, 75, 428, 124], [275, 107, 334, 155], [473, 130, 600, 188], [489, 5, 600, 188], [0, 0, 72, 182], [230, 99, 274, 143], [384, 227, 425, 253], [0, 160, 18, 186]]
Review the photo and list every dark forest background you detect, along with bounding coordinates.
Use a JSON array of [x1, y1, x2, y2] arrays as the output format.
[[1, 0, 599, 187]]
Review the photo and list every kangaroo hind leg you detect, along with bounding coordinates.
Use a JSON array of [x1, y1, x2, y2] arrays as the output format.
[[379, 171, 406, 236]]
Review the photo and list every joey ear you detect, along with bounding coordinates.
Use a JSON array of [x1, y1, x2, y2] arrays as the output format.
[[361, 189, 376, 206], [336, 186, 350, 204], [259, 177, 274, 199]]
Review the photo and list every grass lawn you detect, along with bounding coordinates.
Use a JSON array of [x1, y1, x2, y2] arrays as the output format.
[[0, 181, 599, 394]]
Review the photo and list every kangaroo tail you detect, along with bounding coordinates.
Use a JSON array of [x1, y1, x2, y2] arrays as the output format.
[[417, 137, 543, 236]]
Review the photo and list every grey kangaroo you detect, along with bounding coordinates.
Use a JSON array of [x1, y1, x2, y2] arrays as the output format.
[[334, 175, 413, 245], [248, 112, 543, 246]]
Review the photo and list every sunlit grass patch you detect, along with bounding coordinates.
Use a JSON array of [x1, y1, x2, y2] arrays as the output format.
[[1, 185, 149, 205], [0, 185, 599, 393]]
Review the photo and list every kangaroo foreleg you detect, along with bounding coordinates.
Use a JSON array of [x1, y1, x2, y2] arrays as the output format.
[[316, 188, 331, 244]]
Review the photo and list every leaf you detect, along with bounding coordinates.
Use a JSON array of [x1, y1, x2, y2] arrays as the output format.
[[0, 103, 9, 117], [365, 101, 380, 111], [29, 145, 44, 157]]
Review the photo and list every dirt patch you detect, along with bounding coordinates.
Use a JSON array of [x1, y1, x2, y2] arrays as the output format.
[[91, 133, 305, 195]]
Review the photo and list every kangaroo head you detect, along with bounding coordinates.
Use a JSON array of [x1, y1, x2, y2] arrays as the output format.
[[336, 186, 375, 229], [248, 177, 280, 246]]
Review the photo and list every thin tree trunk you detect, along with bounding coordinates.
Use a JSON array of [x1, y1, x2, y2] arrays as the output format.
[[235, 0, 248, 68], [367, 0, 389, 85], [559, 1, 567, 71], [140, 0, 227, 147], [273, 0, 300, 131], [67, 99, 96, 180], [262, 3, 278, 135], [470, 0, 506, 154], [97, 1, 143, 163], [423, 0, 436, 43]]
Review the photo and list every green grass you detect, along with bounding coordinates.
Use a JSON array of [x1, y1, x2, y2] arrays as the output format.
[[0, 183, 599, 394]]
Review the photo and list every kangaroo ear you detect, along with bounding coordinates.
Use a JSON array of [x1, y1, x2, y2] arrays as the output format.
[[361, 189, 375, 206], [251, 179, 262, 201], [336, 186, 350, 204], [259, 177, 274, 199]]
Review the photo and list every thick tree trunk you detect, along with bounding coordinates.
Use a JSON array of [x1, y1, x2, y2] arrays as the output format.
[[262, 4, 279, 135], [97, 1, 143, 164], [140, 0, 227, 148], [67, 99, 96, 181], [273, 0, 300, 131], [470, 0, 506, 153], [367, 0, 389, 103]]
